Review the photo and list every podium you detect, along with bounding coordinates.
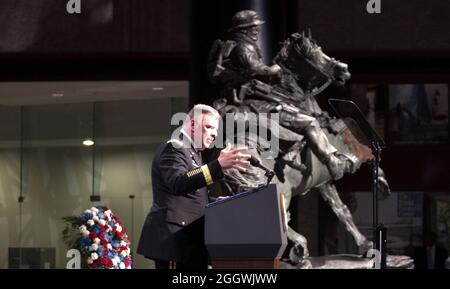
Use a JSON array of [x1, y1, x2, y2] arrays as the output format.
[[205, 184, 288, 269]]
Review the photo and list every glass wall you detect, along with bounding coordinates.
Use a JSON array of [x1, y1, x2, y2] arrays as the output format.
[[0, 83, 188, 269]]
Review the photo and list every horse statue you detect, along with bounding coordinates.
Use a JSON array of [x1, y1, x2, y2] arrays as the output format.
[[208, 31, 391, 268]]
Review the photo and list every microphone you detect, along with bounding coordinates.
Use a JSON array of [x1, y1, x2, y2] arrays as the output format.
[[249, 156, 275, 185]]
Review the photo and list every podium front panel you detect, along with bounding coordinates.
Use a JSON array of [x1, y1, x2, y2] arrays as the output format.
[[205, 184, 287, 259]]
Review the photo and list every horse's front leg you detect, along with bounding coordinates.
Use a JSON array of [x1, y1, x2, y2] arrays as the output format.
[[285, 211, 312, 268], [319, 182, 373, 254]]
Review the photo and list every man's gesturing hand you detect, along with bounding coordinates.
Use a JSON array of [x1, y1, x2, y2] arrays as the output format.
[[217, 144, 251, 171]]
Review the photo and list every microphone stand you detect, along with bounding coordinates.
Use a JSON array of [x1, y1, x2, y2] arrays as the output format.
[[265, 170, 275, 186], [327, 98, 387, 268], [249, 156, 275, 186], [370, 141, 381, 247], [370, 140, 386, 268]]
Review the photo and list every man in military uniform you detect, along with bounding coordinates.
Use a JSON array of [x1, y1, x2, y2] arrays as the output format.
[[210, 10, 350, 179], [137, 104, 250, 269]]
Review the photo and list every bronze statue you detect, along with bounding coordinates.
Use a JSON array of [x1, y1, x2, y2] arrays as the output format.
[[209, 10, 355, 181], [208, 10, 394, 268]]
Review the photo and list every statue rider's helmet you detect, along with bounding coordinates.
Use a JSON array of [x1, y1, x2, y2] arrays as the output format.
[[228, 10, 265, 32]]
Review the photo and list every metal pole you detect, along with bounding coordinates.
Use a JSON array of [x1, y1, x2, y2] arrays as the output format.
[[371, 141, 381, 248], [92, 102, 95, 200], [19, 106, 24, 268], [129, 194, 135, 255], [90, 102, 100, 202]]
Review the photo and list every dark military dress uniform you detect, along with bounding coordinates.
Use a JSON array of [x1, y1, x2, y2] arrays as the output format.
[[137, 131, 223, 269]]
